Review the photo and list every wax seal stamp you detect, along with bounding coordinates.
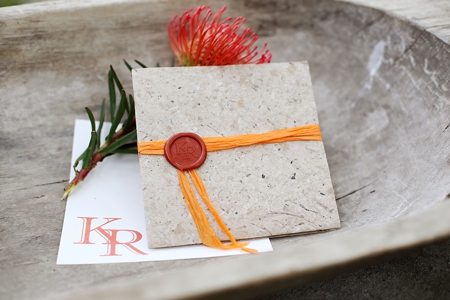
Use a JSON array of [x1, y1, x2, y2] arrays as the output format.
[[164, 132, 207, 171]]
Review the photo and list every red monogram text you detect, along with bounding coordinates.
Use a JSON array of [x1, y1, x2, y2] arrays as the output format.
[[74, 217, 147, 256], [174, 141, 199, 159]]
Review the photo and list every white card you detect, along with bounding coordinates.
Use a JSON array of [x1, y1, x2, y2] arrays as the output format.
[[57, 119, 272, 264]]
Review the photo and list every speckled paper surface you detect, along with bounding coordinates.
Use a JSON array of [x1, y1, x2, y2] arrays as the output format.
[[133, 62, 340, 248]]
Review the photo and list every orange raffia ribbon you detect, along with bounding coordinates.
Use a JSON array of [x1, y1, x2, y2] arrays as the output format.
[[138, 124, 322, 253]]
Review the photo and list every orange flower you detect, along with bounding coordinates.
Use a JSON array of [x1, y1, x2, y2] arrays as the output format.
[[168, 6, 272, 66]]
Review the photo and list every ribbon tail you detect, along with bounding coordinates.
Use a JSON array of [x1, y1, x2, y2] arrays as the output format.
[[178, 169, 256, 253], [188, 169, 257, 253]]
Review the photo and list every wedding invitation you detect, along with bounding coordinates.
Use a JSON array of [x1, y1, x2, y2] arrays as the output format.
[[133, 62, 340, 248]]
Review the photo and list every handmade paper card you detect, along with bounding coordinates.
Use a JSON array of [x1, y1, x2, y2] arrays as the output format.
[[57, 120, 272, 265], [133, 62, 340, 249]]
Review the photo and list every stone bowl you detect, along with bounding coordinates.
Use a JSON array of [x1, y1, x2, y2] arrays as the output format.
[[1, 0, 449, 299]]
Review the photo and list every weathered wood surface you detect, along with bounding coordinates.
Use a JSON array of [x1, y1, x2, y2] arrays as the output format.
[[0, 0, 449, 299]]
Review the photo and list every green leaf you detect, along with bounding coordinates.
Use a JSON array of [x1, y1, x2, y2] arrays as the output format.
[[82, 130, 98, 169], [108, 70, 116, 122], [123, 94, 135, 129], [156, 62, 160, 68], [98, 130, 137, 156], [85, 107, 96, 132], [111, 143, 138, 154], [109, 66, 129, 114], [110, 65, 124, 93], [97, 99, 106, 148], [82, 107, 98, 169], [171, 57, 175, 67], [123, 59, 133, 72], [118, 90, 130, 115], [112, 148, 138, 154], [134, 60, 147, 68], [73, 149, 87, 173], [107, 89, 127, 142], [123, 89, 130, 114]]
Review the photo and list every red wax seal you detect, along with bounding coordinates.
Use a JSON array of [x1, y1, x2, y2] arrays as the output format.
[[164, 132, 207, 171]]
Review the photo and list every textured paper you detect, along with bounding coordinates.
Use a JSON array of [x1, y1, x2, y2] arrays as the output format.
[[57, 120, 272, 265], [133, 62, 340, 248]]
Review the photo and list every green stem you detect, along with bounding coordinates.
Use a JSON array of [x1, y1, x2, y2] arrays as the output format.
[[61, 152, 105, 200], [61, 119, 137, 201]]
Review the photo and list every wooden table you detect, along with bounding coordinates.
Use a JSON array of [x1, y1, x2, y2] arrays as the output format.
[[1, 0, 449, 299]]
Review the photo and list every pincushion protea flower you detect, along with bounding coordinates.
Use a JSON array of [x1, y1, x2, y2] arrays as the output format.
[[168, 6, 272, 66]]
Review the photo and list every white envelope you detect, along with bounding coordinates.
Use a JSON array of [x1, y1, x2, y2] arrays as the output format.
[[57, 119, 272, 264]]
